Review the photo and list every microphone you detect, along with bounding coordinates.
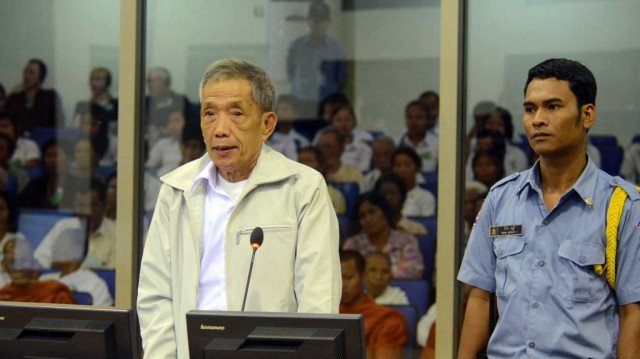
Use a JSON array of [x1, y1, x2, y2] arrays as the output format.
[[241, 227, 263, 311]]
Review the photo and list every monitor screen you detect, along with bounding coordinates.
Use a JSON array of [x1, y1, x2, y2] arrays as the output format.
[[187, 311, 365, 359], [0, 302, 136, 359]]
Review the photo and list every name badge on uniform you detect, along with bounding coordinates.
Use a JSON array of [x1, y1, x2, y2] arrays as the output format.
[[489, 225, 523, 237]]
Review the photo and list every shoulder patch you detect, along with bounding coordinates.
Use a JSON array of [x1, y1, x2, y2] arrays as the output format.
[[610, 176, 640, 201]]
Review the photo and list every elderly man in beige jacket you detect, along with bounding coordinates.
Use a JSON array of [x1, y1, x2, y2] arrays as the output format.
[[137, 58, 341, 358]]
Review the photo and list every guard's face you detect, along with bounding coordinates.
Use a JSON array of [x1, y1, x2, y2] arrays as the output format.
[[200, 79, 276, 182], [523, 78, 595, 159]]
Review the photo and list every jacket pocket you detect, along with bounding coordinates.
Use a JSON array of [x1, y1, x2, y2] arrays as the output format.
[[493, 237, 526, 297], [236, 225, 294, 246], [556, 240, 606, 303]]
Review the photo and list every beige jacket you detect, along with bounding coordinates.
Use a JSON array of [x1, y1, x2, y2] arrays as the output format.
[[137, 145, 341, 358]]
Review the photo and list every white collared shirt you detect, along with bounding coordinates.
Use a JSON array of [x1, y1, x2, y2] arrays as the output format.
[[194, 162, 247, 310]]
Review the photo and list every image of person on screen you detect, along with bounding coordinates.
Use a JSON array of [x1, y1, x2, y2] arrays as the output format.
[[457, 58, 640, 358], [286, 0, 347, 118], [339, 250, 408, 359], [137, 58, 341, 358], [0, 236, 75, 304]]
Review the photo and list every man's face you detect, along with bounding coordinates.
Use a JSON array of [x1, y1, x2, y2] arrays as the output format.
[[166, 111, 185, 137], [44, 145, 68, 175], [340, 258, 365, 306], [421, 94, 439, 121], [74, 191, 104, 232], [406, 104, 429, 137], [371, 141, 394, 173], [23, 62, 42, 90], [330, 108, 355, 140], [90, 73, 109, 95], [365, 255, 392, 299], [74, 139, 95, 170], [200, 79, 276, 182], [485, 113, 506, 136], [392, 153, 418, 186], [378, 181, 403, 215], [316, 132, 342, 162], [523, 78, 594, 159], [308, 19, 330, 39], [146, 69, 169, 98], [298, 150, 323, 173]]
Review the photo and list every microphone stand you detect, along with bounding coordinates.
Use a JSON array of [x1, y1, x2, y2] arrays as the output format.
[[241, 246, 258, 311]]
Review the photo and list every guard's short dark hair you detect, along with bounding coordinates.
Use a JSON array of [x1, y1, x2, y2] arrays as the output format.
[[339, 249, 365, 274], [392, 146, 422, 172], [28, 58, 47, 82], [524, 58, 597, 110]]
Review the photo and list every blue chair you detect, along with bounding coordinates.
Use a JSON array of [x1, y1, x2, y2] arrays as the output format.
[[94, 166, 116, 179], [29, 127, 82, 149], [24, 167, 42, 180], [390, 279, 430, 317], [419, 173, 438, 200], [597, 144, 624, 176], [17, 209, 75, 250], [414, 234, 437, 285], [408, 216, 437, 238], [329, 182, 360, 219], [94, 269, 116, 299], [72, 291, 93, 305], [590, 135, 617, 146], [388, 304, 418, 359]]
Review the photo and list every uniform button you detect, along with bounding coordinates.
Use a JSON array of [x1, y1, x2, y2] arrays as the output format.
[[532, 303, 539, 308], [579, 256, 586, 263], [538, 261, 545, 267], [528, 342, 535, 349]]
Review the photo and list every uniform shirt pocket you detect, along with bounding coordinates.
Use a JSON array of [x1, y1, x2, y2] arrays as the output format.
[[557, 240, 606, 303], [493, 238, 526, 297]]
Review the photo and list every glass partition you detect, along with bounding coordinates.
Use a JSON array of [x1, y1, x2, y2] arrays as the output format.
[[0, 0, 120, 306], [143, 0, 441, 356]]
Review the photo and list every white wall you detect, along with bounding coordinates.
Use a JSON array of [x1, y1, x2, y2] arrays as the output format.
[[467, 0, 640, 145]]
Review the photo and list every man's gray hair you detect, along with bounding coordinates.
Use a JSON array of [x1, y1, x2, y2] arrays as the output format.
[[199, 58, 276, 114]]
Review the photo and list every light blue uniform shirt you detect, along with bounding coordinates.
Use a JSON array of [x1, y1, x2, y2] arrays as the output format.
[[458, 158, 640, 358]]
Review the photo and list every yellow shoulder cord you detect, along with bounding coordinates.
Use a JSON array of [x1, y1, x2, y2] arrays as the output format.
[[594, 186, 640, 290]]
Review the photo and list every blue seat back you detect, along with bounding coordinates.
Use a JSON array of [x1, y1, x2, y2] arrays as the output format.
[[597, 144, 624, 176], [414, 233, 437, 284], [329, 182, 360, 219], [17, 209, 75, 250], [390, 279, 430, 317], [93, 269, 116, 299], [72, 291, 93, 305]]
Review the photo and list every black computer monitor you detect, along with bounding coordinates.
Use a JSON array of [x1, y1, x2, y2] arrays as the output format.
[[0, 302, 136, 359], [187, 311, 365, 359]]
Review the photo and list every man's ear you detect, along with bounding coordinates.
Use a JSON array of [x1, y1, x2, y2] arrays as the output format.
[[581, 104, 597, 131], [261, 112, 277, 141]]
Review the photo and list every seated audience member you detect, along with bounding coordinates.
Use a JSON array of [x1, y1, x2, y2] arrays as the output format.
[[464, 100, 496, 164], [0, 236, 75, 304], [72, 67, 118, 133], [417, 303, 437, 359], [177, 122, 206, 166], [343, 191, 423, 279], [463, 180, 488, 239], [396, 100, 438, 173], [340, 250, 408, 359], [317, 129, 363, 184], [365, 251, 409, 306], [145, 67, 193, 146], [325, 104, 372, 172], [20, 139, 75, 210], [471, 148, 505, 189], [375, 173, 427, 235], [0, 112, 40, 167], [142, 141, 162, 217], [105, 172, 117, 220], [361, 136, 395, 193], [39, 227, 113, 306], [146, 110, 185, 177], [419, 90, 439, 135], [6, 59, 65, 134], [0, 132, 30, 193], [392, 147, 436, 217], [266, 95, 309, 160], [79, 110, 116, 167], [465, 129, 505, 180], [35, 179, 116, 270], [484, 107, 529, 174], [298, 146, 346, 216], [0, 191, 18, 288], [69, 137, 104, 183], [620, 141, 640, 185]]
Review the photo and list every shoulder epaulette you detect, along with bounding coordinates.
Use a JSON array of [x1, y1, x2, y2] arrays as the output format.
[[489, 172, 521, 191]]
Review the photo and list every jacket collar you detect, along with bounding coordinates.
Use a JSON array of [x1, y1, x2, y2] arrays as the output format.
[[161, 143, 298, 193]]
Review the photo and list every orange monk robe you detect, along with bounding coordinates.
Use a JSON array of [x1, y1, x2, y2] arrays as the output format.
[[0, 280, 76, 304], [340, 294, 408, 350]]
